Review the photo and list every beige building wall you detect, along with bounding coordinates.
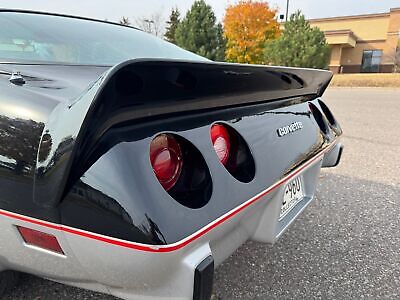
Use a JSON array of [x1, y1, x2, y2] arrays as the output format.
[[309, 8, 400, 73], [341, 41, 391, 65], [311, 15, 389, 41], [329, 45, 342, 73]]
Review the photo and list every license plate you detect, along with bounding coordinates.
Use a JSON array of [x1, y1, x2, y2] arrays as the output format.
[[279, 176, 305, 220]]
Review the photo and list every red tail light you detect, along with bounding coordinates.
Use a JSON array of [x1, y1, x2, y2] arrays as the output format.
[[309, 103, 329, 135], [150, 134, 183, 191], [17, 226, 64, 254], [210, 124, 231, 165]]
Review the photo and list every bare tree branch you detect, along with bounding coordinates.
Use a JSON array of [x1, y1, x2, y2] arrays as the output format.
[[134, 11, 165, 37], [119, 16, 131, 26]]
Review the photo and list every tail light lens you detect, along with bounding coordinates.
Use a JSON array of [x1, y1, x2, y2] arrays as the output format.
[[17, 226, 64, 254], [151, 133, 212, 208], [318, 99, 342, 134], [309, 103, 329, 135], [150, 134, 183, 191], [210, 123, 255, 183], [210, 124, 231, 165]]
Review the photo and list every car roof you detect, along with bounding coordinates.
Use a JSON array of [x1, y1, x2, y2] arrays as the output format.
[[0, 9, 140, 31]]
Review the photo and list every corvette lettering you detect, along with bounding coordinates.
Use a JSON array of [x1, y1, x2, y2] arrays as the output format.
[[277, 122, 303, 137]]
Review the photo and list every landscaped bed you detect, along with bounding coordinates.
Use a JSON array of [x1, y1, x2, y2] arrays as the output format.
[[330, 73, 400, 87]]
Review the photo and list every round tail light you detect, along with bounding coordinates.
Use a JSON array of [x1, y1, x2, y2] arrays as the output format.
[[309, 103, 329, 135], [150, 134, 183, 191], [210, 124, 231, 165]]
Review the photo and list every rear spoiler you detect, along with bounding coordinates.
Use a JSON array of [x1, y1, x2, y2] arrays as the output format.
[[33, 59, 332, 207]]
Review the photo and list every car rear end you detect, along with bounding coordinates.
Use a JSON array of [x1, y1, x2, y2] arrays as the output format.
[[0, 11, 343, 300], [0, 60, 341, 300]]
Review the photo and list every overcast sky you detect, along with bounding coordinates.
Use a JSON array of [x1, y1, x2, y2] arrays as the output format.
[[1, 0, 399, 24]]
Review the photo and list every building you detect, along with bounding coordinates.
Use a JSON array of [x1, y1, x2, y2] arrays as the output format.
[[309, 8, 400, 73]]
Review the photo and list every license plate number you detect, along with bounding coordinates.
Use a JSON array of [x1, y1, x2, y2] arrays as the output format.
[[279, 176, 305, 220]]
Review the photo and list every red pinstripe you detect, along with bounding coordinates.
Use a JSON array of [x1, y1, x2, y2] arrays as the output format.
[[0, 143, 335, 253]]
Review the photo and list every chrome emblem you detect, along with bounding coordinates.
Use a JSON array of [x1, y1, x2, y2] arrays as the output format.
[[277, 121, 303, 137]]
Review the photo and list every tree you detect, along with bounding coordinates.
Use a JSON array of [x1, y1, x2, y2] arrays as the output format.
[[387, 40, 400, 73], [119, 16, 131, 26], [224, 0, 280, 64], [175, 0, 225, 61], [264, 11, 330, 69], [396, 41, 400, 72], [165, 8, 181, 43], [135, 12, 165, 37], [215, 23, 226, 61], [0, 116, 44, 175]]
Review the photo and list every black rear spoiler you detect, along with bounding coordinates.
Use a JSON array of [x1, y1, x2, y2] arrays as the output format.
[[33, 59, 332, 207], [95, 60, 332, 129]]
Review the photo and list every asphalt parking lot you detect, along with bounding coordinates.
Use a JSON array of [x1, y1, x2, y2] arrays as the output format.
[[3, 88, 400, 299]]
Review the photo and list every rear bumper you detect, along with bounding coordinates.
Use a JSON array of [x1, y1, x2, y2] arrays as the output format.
[[0, 142, 341, 299]]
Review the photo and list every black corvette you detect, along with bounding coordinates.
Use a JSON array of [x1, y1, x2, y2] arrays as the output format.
[[0, 10, 343, 300]]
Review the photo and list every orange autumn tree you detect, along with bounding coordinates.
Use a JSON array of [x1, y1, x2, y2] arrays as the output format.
[[224, 0, 280, 64]]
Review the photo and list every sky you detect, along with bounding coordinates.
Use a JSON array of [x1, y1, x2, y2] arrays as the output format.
[[0, 0, 399, 24]]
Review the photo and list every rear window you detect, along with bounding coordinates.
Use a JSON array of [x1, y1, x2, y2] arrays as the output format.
[[0, 12, 206, 65]]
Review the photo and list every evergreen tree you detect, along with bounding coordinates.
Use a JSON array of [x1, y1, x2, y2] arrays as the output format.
[[395, 40, 400, 72], [175, 0, 225, 61], [215, 23, 226, 62], [165, 8, 181, 43], [264, 11, 330, 69]]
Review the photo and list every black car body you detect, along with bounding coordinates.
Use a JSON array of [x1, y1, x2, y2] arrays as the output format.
[[0, 10, 343, 300]]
